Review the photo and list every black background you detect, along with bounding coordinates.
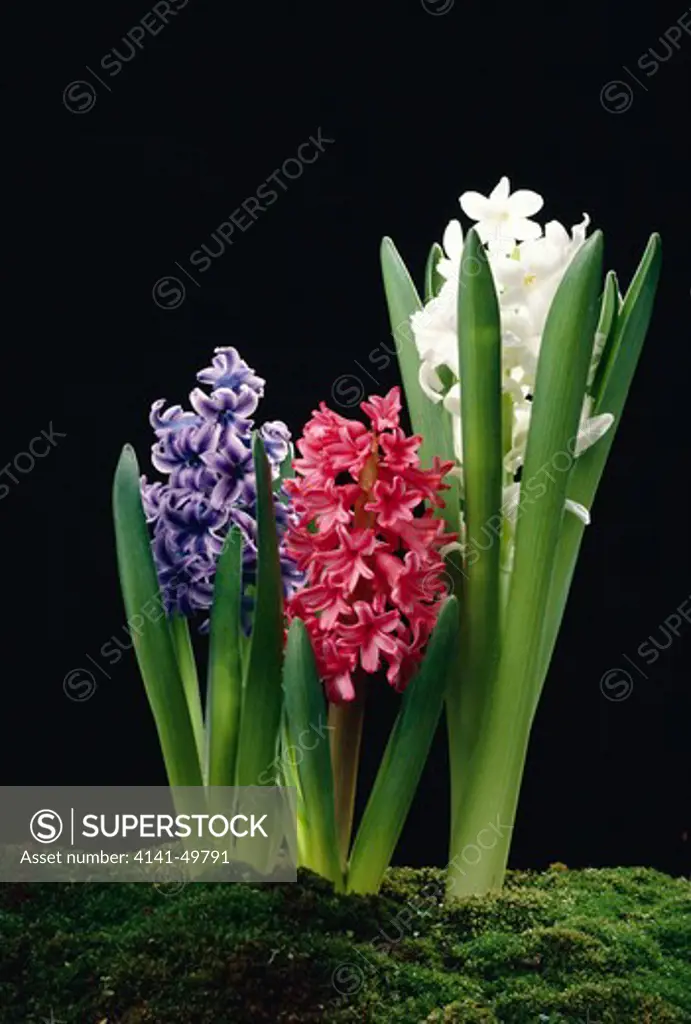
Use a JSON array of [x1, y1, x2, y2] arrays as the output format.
[[2, 1, 689, 876]]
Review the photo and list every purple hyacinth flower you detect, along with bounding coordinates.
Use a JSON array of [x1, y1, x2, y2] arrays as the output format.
[[161, 491, 227, 559], [141, 478, 166, 522], [228, 506, 258, 549], [152, 421, 220, 491], [153, 529, 215, 615], [150, 400, 202, 436], [200, 430, 254, 510], [280, 553, 303, 599], [260, 420, 291, 467], [239, 542, 259, 634], [272, 496, 291, 532], [141, 347, 301, 629], [197, 347, 265, 396], [190, 385, 259, 441]]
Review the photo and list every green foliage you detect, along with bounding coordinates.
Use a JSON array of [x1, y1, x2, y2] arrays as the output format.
[[234, 436, 285, 787], [112, 446, 203, 788], [348, 598, 460, 894]]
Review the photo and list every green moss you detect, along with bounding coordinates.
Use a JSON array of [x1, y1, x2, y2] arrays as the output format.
[[0, 866, 689, 1022]]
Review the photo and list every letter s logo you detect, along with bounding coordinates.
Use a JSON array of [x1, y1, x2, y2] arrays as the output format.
[[30, 809, 64, 843]]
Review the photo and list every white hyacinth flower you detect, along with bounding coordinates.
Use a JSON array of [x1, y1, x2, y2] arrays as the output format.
[[436, 219, 464, 281], [411, 176, 596, 482], [460, 176, 543, 255]]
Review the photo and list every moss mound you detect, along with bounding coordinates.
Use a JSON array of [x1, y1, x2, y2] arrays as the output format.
[[1, 866, 689, 1022]]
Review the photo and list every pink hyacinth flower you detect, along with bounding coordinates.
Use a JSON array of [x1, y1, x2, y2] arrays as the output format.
[[284, 387, 456, 703]]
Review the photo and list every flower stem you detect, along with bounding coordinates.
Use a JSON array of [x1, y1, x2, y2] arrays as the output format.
[[329, 692, 365, 870]]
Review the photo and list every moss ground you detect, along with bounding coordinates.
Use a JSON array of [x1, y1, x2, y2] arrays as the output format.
[[0, 865, 689, 1022]]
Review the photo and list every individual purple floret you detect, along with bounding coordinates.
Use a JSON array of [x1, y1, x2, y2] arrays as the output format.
[[149, 401, 202, 434], [151, 421, 219, 491], [259, 421, 291, 466], [190, 385, 259, 442], [161, 492, 227, 559], [197, 346, 266, 395], [141, 346, 300, 629], [202, 431, 255, 510]]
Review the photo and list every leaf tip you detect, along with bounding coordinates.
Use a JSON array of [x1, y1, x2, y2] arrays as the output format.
[[586, 228, 605, 254], [286, 616, 307, 643], [380, 236, 398, 264], [115, 443, 139, 478], [647, 232, 662, 261]]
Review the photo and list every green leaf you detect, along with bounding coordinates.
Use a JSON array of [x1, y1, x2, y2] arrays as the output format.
[[446, 230, 504, 846], [498, 231, 603, 719], [282, 619, 343, 889], [535, 234, 662, 695], [380, 237, 430, 455], [425, 242, 445, 301], [205, 527, 244, 787], [169, 615, 205, 774], [234, 436, 285, 787], [447, 234, 605, 896], [589, 270, 619, 401], [457, 228, 503, 686], [277, 711, 318, 872], [380, 237, 461, 534], [593, 234, 662, 424], [112, 446, 202, 788], [565, 234, 661, 536], [347, 598, 460, 895]]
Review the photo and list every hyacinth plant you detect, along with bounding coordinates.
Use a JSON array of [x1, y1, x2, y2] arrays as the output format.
[[112, 347, 459, 893], [113, 348, 299, 796], [381, 176, 661, 898], [283, 386, 459, 890]]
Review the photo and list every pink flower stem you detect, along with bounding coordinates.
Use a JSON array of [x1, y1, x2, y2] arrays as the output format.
[[328, 688, 366, 869]]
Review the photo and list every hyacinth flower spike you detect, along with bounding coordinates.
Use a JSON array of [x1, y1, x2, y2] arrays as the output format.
[[381, 177, 661, 898], [113, 347, 298, 800], [281, 387, 459, 892]]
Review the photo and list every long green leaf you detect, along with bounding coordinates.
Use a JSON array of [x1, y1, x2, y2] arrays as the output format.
[[470, 231, 604, 804], [205, 527, 244, 787], [382, 235, 465, 844], [446, 235, 604, 895], [446, 230, 503, 846], [589, 270, 619, 400], [112, 446, 202, 787], [278, 710, 312, 868], [457, 228, 503, 695], [347, 598, 459, 895], [380, 237, 461, 535], [282, 619, 343, 889], [535, 234, 662, 694], [169, 615, 204, 771], [592, 235, 661, 421], [500, 231, 604, 716], [234, 436, 285, 787]]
